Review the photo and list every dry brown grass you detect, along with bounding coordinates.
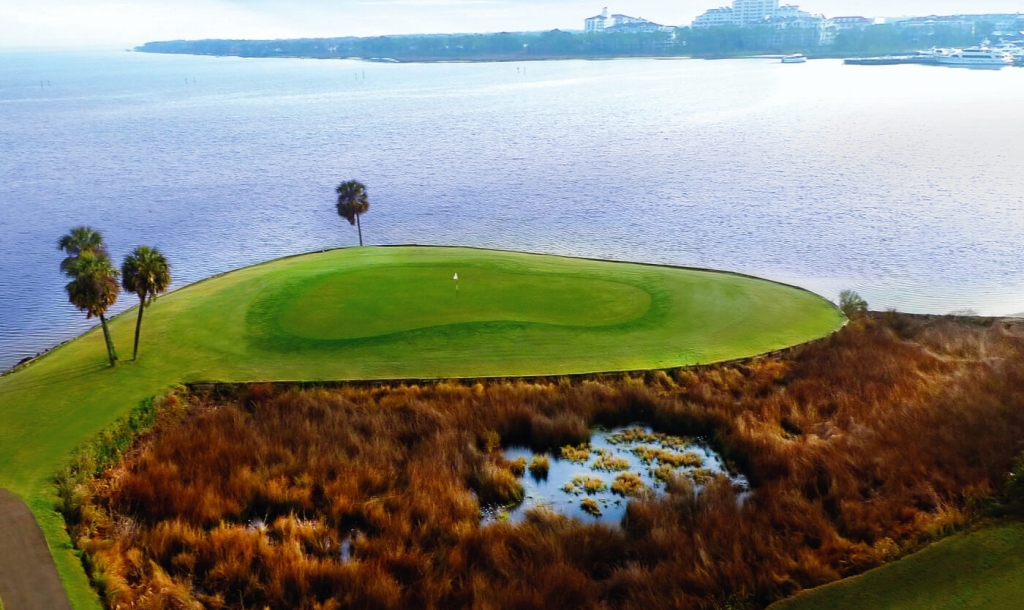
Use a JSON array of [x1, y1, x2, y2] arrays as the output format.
[[528, 454, 550, 478], [592, 449, 632, 472], [560, 443, 592, 463], [563, 475, 608, 495], [611, 473, 648, 497], [631, 446, 703, 468], [64, 315, 1024, 609], [580, 498, 603, 517]]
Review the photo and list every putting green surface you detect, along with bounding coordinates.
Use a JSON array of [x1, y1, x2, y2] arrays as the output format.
[[770, 523, 1024, 610], [275, 266, 651, 339], [0, 246, 843, 609]]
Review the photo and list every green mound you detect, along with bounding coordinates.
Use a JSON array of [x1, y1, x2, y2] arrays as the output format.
[[273, 265, 651, 340], [771, 523, 1024, 610], [0, 246, 844, 609]]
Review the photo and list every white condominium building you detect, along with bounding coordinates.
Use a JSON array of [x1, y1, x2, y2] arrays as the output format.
[[693, 0, 780, 28], [732, 0, 779, 26], [585, 8, 610, 32], [584, 7, 672, 33], [692, 7, 736, 28]]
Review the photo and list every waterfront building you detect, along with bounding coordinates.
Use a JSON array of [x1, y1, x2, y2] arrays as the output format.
[[693, 0, 823, 29], [820, 16, 872, 45], [585, 8, 610, 32], [771, 4, 804, 21], [892, 13, 1022, 36], [827, 16, 873, 30], [772, 14, 823, 30], [693, 7, 735, 28], [768, 6, 824, 37], [733, 0, 779, 26], [584, 8, 673, 33], [605, 15, 673, 33]]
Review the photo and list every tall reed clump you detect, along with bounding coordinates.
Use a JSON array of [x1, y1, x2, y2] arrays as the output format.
[[63, 315, 1024, 609]]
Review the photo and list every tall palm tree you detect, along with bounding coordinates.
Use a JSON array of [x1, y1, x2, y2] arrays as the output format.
[[65, 250, 121, 366], [58, 226, 107, 276], [335, 180, 370, 246], [121, 246, 172, 361]]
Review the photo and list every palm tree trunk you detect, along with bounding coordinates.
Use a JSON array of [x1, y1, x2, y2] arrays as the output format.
[[99, 313, 118, 366], [356, 214, 363, 246], [133, 296, 145, 360]]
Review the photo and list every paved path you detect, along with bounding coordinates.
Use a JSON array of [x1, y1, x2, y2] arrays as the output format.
[[0, 490, 72, 610]]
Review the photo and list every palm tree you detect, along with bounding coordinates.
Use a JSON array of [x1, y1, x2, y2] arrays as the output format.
[[64, 250, 121, 366], [335, 180, 370, 246], [59, 227, 120, 365], [58, 226, 107, 276], [121, 246, 172, 361]]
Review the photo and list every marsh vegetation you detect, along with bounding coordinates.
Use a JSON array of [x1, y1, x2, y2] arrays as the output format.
[[58, 313, 1024, 609]]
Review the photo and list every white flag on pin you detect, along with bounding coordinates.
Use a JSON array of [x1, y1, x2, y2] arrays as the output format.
[[453, 273, 459, 281]]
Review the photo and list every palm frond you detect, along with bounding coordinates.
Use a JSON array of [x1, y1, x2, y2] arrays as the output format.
[[336, 180, 370, 226], [65, 250, 120, 319], [122, 246, 172, 305], [59, 226, 108, 277]]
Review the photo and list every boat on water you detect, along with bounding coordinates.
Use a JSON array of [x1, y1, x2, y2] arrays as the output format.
[[994, 44, 1024, 66], [781, 53, 807, 64], [916, 47, 953, 61], [845, 46, 1016, 68], [936, 47, 1013, 69]]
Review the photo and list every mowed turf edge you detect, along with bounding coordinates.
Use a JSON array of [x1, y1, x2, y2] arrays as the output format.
[[0, 246, 845, 609], [769, 522, 1024, 610]]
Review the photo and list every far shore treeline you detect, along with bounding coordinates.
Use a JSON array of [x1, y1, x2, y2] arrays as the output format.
[[135, 23, 986, 62]]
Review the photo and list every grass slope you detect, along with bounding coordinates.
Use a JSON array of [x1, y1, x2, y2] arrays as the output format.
[[771, 523, 1024, 610], [0, 246, 843, 608]]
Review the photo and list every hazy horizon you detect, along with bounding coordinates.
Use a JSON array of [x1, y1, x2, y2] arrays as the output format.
[[1, 1, 1022, 49]]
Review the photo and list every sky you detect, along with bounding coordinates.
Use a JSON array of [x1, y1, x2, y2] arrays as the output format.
[[1, 1, 1021, 48]]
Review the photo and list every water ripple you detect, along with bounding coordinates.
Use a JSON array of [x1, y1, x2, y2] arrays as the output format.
[[1, 52, 1023, 370]]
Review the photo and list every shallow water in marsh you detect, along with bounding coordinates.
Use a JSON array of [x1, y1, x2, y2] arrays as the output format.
[[481, 426, 745, 524], [2, 51, 1024, 370]]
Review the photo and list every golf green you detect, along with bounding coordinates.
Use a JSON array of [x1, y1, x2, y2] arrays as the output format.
[[0, 246, 844, 609], [275, 266, 651, 339]]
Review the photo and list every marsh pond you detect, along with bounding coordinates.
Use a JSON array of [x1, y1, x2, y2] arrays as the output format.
[[483, 426, 747, 523]]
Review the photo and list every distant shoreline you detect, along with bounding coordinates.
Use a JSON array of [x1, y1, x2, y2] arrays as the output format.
[[133, 48, 853, 64], [132, 47, 701, 64], [134, 49, 692, 63], [133, 32, 868, 64]]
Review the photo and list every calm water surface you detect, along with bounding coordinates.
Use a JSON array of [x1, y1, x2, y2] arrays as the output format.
[[2, 50, 1023, 370], [486, 426, 744, 525]]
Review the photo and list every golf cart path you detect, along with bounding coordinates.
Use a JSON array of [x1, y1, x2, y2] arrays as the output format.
[[0, 489, 72, 610]]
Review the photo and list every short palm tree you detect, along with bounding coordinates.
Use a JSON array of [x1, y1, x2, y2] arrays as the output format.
[[335, 180, 370, 246], [65, 250, 121, 366], [121, 246, 172, 360]]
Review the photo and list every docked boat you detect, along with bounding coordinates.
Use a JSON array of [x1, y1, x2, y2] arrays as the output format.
[[781, 53, 807, 64], [994, 44, 1024, 66], [936, 47, 1013, 69], [913, 47, 953, 63]]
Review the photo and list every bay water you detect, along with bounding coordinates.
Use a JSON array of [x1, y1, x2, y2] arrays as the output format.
[[2, 50, 1023, 371]]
